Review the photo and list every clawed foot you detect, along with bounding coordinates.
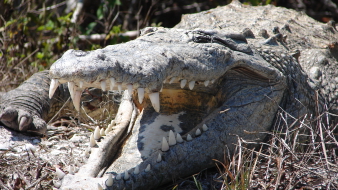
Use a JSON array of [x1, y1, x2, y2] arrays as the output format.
[[0, 106, 46, 135]]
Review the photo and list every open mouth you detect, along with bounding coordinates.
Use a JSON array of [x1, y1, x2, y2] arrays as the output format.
[[48, 28, 285, 189]]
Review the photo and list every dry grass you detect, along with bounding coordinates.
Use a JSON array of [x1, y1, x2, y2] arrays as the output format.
[[163, 109, 338, 190]]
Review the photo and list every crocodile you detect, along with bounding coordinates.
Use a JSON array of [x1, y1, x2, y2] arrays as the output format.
[[1, 1, 337, 189]]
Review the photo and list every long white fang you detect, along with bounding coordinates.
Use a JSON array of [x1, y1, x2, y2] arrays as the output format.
[[204, 80, 210, 87], [168, 130, 176, 146], [189, 81, 195, 90], [117, 83, 122, 93], [68, 82, 75, 100], [195, 129, 201, 136], [202, 124, 208, 131], [145, 164, 151, 172], [106, 173, 113, 186], [79, 81, 84, 88], [187, 134, 193, 141], [169, 77, 176, 84], [101, 80, 106, 91], [157, 153, 162, 162], [124, 170, 129, 180], [180, 79, 187, 88], [134, 165, 140, 174], [127, 84, 133, 95], [94, 126, 101, 140], [89, 133, 96, 147], [100, 128, 105, 136], [161, 137, 169, 151], [116, 173, 121, 180], [73, 90, 82, 111], [109, 78, 115, 90], [55, 168, 66, 180], [137, 88, 145, 104], [149, 92, 160, 112], [176, 133, 183, 143], [97, 183, 103, 190], [49, 79, 59, 98]]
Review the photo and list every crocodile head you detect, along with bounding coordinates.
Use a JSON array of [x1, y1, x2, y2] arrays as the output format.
[[48, 27, 287, 189], [47, 1, 334, 189]]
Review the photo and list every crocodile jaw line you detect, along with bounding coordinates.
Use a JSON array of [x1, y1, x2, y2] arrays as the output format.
[[48, 27, 285, 189]]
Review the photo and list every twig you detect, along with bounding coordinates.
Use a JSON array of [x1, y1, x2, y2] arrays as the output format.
[[9, 48, 39, 70], [24, 173, 49, 190], [0, 179, 11, 190]]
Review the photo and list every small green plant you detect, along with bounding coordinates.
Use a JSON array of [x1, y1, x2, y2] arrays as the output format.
[[193, 174, 203, 190]]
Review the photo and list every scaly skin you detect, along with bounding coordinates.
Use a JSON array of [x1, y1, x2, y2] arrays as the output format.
[[1, 1, 337, 189]]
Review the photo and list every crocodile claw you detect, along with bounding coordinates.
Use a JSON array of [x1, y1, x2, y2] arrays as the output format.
[[0, 106, 46, 135]]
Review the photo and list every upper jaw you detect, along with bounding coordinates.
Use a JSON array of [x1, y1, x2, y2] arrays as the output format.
[[48, 28, 281, 113]]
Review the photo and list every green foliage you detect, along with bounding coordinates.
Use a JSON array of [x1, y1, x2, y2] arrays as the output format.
[[193, 175, 203, 190], [243, 0, 275, 6], [0, 0, 127, 91]]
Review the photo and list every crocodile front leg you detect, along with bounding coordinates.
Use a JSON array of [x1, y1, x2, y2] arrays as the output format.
[[0, 71, 54, 134]]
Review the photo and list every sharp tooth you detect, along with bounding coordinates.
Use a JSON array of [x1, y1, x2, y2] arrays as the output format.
[[68, 82, 75, 100], [133, 165, 140, 175], [84, 148, 90, 158], [149, 92, 160, 112], [160, 85, 163, 92], [161, 137, 169, 151], [94, 126, 101, 140], [157, 153, 162, 162], [137, 88, 145, 104], [189, 81, 195, 90], [117, 83, 122, 93], [111, 120, 115, 125], [106, 173, 113, 186], [211, 79, 215, 83], [89, 133, 97, 147], [55, 168, 66, 180], [176, 133, 183, 143], [116, 173, 121, 180], [54, 180, 61, 188], [145, 164, 151, 172], [97, 183, 103, 190], [49, 79, 59, 98], [202, 124, 208, 131], [187, 134, 193, 141], [101, 80, 106, 91], [68, 165, 75, 175], [124, 170, 129, 180], [180, 79, 187, 88], [169, 77, 176, 84], [195, 129, 201, 136], [73, 90, 82, 111], [105, 124, 112, 134], [109, 78, 115, 90], [79, 81, 84, 88], [204, 80, 210, 87], [127, 84, 133, 95], [100, 128, 105, 136], [168, 130, 176, 146]]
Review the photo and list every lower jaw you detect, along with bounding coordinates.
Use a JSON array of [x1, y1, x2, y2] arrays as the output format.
[[100, 88, 221, 173]]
